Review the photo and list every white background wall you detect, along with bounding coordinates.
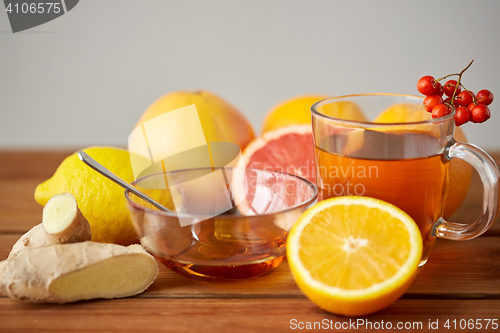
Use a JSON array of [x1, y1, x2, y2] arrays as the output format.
[[1, 0, 499, 150]]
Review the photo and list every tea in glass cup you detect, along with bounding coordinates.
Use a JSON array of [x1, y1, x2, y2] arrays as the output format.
[[312, 94, 499, 266]]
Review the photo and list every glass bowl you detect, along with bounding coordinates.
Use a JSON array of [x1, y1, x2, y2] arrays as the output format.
[[125, 167, 318, 280]]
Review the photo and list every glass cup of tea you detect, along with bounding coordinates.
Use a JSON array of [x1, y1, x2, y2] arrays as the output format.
[[125, 167, 318, 280], [311, 93, 499, 266]]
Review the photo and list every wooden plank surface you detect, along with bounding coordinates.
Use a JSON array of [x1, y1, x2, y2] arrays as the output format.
[[1, 151, 500, 332], [0, 151, 70, 179], [2, 299, 500, 333], [0, 151, 499, 234]]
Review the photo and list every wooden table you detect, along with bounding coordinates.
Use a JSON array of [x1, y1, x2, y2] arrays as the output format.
[[1, 151, 499, 332]]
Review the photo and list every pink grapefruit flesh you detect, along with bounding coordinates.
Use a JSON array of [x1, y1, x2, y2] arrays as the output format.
[[242, 125, 316, 183]]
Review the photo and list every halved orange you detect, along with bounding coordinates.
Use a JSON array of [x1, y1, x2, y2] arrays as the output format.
[[287, 196, 422, 316]]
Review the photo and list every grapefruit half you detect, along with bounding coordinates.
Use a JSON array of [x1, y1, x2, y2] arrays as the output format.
[[242, 125, 316, 183]]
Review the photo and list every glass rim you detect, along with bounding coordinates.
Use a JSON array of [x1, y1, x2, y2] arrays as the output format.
[[311, 93, 456, 127], [125, 167, 319, 220]]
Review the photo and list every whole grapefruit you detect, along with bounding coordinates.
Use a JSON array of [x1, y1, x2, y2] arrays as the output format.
[[136, 90, 255, 150]]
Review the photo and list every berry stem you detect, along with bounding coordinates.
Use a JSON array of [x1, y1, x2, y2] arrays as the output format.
[[460, 59, 475, 74], [434, 74, 455, 83], [451, 79, 461, 103], [434, 59, 475, 84], [451, 60, 474, 102]]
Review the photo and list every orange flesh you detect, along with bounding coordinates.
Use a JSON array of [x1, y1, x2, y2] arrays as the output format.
[[298, 204, 411, 290]]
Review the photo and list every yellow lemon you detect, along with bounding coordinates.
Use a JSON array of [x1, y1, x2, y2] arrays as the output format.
[[34, 147, 138, 245], [287, 196, 422, 316], [373, 104, 472, 218], [261, 95, 367, 133], [136, 90, 255, 151]]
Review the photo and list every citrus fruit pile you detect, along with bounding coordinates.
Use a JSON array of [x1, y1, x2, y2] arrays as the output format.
[[34, 87, 474, 315], [287, 196, 423, 316]]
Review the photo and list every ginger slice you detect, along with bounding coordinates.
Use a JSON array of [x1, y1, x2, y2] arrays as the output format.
[[9, 193, 91, 258], [42, 192, 91, 243], [0, 242, 158, 303]]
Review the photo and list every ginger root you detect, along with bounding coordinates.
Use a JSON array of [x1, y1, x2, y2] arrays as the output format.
[[9, 193, 91, 258], [0, 242, 158, 303]]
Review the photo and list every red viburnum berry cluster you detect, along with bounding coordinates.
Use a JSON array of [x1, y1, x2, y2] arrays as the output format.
[[417, 60, 493, 126]]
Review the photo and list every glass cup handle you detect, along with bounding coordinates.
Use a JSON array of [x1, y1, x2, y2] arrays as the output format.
[[432, 141, 500, 240]]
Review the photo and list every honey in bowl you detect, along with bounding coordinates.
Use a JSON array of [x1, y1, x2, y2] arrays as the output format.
[[126, 167, 318, 280]]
